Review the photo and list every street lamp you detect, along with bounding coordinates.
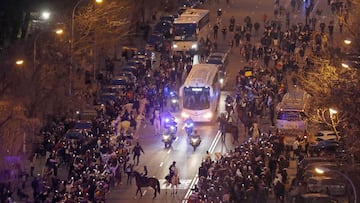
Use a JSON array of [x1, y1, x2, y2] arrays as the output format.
[[315, 167, 357, 203], [33, 29, 64, 72], [344, 39, 352, 45], [41, 11, 51, 20], [16, 59, 24, 65], [341, 63, 350, 69], [70, 0, 103, 95]]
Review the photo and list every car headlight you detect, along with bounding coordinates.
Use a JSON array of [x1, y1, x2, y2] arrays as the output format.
[[173, 44, 178, 48], [181, 112, 189, 118], [191, 44, 197, 49], [203, 112, 212, 119]]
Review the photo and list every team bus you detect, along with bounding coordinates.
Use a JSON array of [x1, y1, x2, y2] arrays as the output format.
[[179, 64, 221, 122], [171, 8, 210, 53]]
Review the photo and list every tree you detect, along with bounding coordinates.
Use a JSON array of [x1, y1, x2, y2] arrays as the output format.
[[297, 0, 360, 155]]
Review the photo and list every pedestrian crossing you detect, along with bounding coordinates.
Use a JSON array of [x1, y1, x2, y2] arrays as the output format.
[[158, 179, 193, 190]]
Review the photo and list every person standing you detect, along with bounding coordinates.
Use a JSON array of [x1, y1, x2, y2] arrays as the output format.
[[132, 142, 144, 166], [125, 163, 133, 185], [213, 24, 219, 40]]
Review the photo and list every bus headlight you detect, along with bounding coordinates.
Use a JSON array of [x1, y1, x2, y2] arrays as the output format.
[[173, 44, 178, 49], [203, 112, 212, 119], [219, 78, 224, 84], [191, 44, 198, 50], [181, 112, 189, 118]]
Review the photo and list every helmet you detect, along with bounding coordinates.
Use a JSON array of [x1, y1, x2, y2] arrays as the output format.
[[173, 161, 176, 164]]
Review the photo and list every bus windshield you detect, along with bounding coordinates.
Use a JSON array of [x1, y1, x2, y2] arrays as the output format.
[[277, 111, 304, 121], [183, 87, 210, 110], [173, 23, 197, 41]]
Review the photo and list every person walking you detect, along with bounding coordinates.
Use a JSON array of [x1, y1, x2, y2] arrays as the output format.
[[132, 142, 144, 166]]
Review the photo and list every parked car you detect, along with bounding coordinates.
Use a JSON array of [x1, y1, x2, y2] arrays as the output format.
[[298, 157, 335, 171], [118, 65, 138, 76], [310, 140, 340, 154], [205, 52, 229, 71], [295, 193, 338, 203], [107, 76, 130, 89], [312, 130, 338, 142], [116, 71, 137, 84], [159, 15, 175, 24], [154, 21, 172, 38], [147, 33, 166, 51], [306, 176, 346, 196]]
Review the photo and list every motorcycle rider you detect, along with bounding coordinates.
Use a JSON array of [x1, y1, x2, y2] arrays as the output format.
[[184, 117, 194, 136]]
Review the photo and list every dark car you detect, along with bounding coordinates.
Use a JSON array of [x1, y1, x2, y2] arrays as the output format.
[[312, 140, 340, 153], [99, 92, 119, 104], [159, 15, 175, 24], [295, 193, 338, 203], [116, 71, 137, 83], [147, 33, 166, 51], [154, 21, 172, 38], [119, 65, 138, 76], [74, 120, 93, 130], [205, 52, 229, 71]]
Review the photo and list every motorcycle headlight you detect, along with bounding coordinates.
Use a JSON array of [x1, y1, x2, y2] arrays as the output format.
[[191, 137, 198, 142], [181, 112, 189, 118], [219, 78, 224, 84], [171, 99, 178, 104], [191, 44, 197, 50], [203, 112, 212, 119], [173, 44, 178, 48], [162, 134, 170, 139], [165, 118, 170, 123], [170, 126, 175, 130]]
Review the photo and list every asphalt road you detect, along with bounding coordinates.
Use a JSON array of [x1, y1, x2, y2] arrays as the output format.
[[104, 0, 339, 202]]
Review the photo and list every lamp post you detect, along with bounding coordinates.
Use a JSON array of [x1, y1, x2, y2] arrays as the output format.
[[329, 108, 339, 141], [15, 59, 25, 78], [70, 0, 103, 95], [33, 29, 63, 72], [315, 167, 357, 203]]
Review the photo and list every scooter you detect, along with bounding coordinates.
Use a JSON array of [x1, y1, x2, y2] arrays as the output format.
[[189, 134, 201, 151]]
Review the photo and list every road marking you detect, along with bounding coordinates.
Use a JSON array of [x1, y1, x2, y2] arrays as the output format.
[[142, 190, 147, 196], [158, 179, 193, 190], [183, 131, 222, 202], [159, 162, 164, 167]]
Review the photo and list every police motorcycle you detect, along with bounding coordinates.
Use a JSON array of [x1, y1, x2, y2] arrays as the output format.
[[189, 130, 201, 151], [169, 91, 179, 112], [162, 129, 176, 148], [183, 117, 194, 137], [163, 111, 178, 135]]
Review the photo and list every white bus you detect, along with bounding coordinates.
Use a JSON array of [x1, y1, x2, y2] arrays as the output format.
[[179, 64, 221, 122], [171, 9, 210, 53]]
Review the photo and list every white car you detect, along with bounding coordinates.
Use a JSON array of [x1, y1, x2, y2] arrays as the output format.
[[313, 130, 338, 142]]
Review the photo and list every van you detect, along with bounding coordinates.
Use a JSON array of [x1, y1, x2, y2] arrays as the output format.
[[276, 87, 311, 146]]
